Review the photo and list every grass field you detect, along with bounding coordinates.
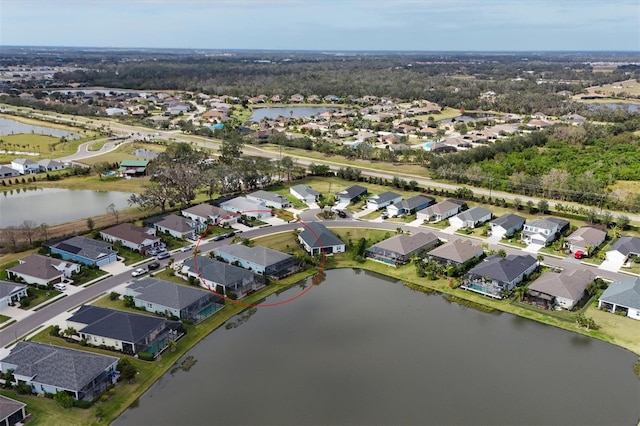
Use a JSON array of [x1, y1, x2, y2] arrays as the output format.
[[412, 106, 462, 122], [584, 79, 640, 98], [77, 141, 166, 166]]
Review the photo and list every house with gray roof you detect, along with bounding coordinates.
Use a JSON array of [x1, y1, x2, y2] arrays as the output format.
[[335, 185, 367, 204], [48, 236, 118, 267], [366, 232, 439, 266], [0, 395, 26, 425], [449, 206, 493, 229], [0, 165, 20, 178], [598, 277, 640, 321], [0, 341, 118, 401], [7, 254, 80, 287], [181, 256, 265, 298], [155, 214, 197, 240], [366, 191, 403, 210], [565, 226, 607, 256], [219, 197, 272, 220], [38, 158, 65, 172], [425, 239, 484, 266], [526, 269, 595, 310], [290, 184, 319, 205], [181, 203, 239, 226], [522, 218, 563, 245], [213, 244, 300, 278], [387, 195, 434, 216], [125, 277, 223, 323], [298, 222, 345, 255], [10, 158, 39, 175], [489, 214, 526, 238], [100, 223, 161, 254], [0, 281, 28, 309], [417, 200, 464, 223], [247, 190, 291, 210], [605, 236, 640, 264], [461, 254, 537, 299], [67, 305, 181, 357]]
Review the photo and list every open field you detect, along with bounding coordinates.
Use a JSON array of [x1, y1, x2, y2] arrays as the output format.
[[412, 106, 462, 122], [76, 141, 167, 166], [584, 79, 640, 98]]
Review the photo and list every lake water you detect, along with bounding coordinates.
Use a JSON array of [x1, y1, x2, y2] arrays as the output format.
[[0, 117, 82, 139], [0, 187, 132, 227], [115, 269, 640, 426], [587, 103, 640, 112], [250, 106, 336, 121]]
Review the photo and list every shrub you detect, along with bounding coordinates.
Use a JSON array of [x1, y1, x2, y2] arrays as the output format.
[[137, 351, 154, 361], [73, 399, 93, 409], [109, 292, 120, 301], [54, 391, 74, 409]]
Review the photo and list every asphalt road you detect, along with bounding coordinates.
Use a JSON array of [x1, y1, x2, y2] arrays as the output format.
[[0, 219, 632, 348]]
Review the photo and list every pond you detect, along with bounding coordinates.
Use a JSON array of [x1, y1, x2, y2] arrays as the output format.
[[115, 269, 640, 426], [0, 117, 83, 139], [0, 187, 132, 227], [586, 103, 640, 112], [250, 106, 338, 121]]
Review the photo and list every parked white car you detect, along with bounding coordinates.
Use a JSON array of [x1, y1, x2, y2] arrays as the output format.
[[131, 268, 148, 277], [53, 283, 67, 291]]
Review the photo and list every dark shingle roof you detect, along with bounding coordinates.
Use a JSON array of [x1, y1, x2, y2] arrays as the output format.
[[599, 277, 640, 310], [369, 232, 438, 256], [609, 236, 640, 256], [336, 185, 367, 200], [391, 195, 434, 211], [49, 236, 116, 262], [369, 191, 402, 205], [214, 244, 293, 268], [0, 395, 25, 420], [299, 222, 344, 249], [68, 305, 168, 343], [490, 214, 526, 230], [7, 254, 76, 280], [468, 254, 537, 283], [528, 269, 595, 301], [291, 184, 319, 198], [454, 206, 493, 222], [0, 280, 27, 299], [0, 341, 117, 393], [155, 214, 195, 233], [182, 256, 256, 287], [127, 277, 213, 310], [427, 239, 484, 264]]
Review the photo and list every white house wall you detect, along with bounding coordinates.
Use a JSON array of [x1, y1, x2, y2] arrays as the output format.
[[627, 307, 640, 320]]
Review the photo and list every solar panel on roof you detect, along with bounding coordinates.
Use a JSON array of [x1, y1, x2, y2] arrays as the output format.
[[56, 242, 82, 254]]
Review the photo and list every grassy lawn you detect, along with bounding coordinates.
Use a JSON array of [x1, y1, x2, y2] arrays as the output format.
[[72, 268, 109, 286], [499, 238, 528, 249], [269, 187, 307, 209], [0, 314, 10, 324], [454, 224, 489, 239], [411, 106, 462, 122], [622, 262, 640, 275], [386, 213, 417, 224], [0, 260, 20, 280], [117, 247, 149, 266], [330, 227, 392, 246], [21, 287, 62, 310], [33, 174, 147, 193], [87, 140, 109, 151], [76, 141, 166, 167], [252, 231, 306, 256], [361, 210, 383, 220], [423, 220, 450, 230]]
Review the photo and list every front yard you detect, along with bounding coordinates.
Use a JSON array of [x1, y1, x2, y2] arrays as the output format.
[[20, 287, 62, 310]]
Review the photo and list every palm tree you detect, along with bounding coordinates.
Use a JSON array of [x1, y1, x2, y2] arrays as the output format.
[[514, 286, 527, 302]]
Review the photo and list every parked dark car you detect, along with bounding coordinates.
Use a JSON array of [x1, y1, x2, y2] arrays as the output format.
[[337, 210, 347, 218], [225, 232, 236, 239], [213, 235, 225, 241], [147, 262, 160, 270]]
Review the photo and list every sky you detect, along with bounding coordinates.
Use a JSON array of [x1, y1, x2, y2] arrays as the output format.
[[1, 0, 639, 51]]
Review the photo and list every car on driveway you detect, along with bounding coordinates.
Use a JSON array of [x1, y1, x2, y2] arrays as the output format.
[[147, 262, 160, 270], [574, 250, 585, 259], [53, 283, 67, 291], [131, 268, 148, 277]]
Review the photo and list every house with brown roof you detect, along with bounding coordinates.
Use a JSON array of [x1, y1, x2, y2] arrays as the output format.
[[366, 232, 439, 266], [100, 223, 161, 254], [525, 269, 595, 310], [6, 254, 80, 286], [425, 239, 484, 266], [155, 214, 197, 240], [564, 227, 607, 256], [182, 203, 239, 226]]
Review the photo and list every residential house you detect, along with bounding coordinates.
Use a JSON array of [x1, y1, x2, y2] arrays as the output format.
[[182, 203, 239, 227], [125, 277, 223, 323], [0, 395, 26, 426], [38, 159, 65, 172], [521, 218, 567, 245], [67, 305, 181, 356], [298, 222, 345, 255], [461, 254, 538, 299], [181, 256, 266, 298], [605, 236, 640, 264], [100, 223, 161, 254], [0, 166, 19, 178], [118, 159, 150, 177], [417, 199, 465, 223], [10, 159, 39, 175], [565, 226, 607, 256], [335, 185, 368, 205], [366, 191, 403, 210], [526, 269, 595, 310], [289, 94, 305, 103], [219, 197, 273, 220], [48, 236, 118, 267], [425, 239, 484, 266], [598, 277, 640, 321], [387, 195, 435, 217], [6, 254, 80, 286], [449, 206, 493, 229], [366, 232, 439, 266], [290, 184, 319, 205], [105, 107, 127, 116], [213, 244, 301, 278], [155, 214, 197, 240], [489, 214, 526, 238], [0, 341, 118, 401], [0, 281, 28, 308], [247, 190, 291, 210]]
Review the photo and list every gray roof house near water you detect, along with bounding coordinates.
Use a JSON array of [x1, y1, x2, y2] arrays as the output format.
[[425, 239, 484, 266], [0, 395, 26, 426], [213, 244, 301, 278], [366, 232, 439, 266], [67, 305, 181, 357], [565, 226, 607, 255], [298, 222, 346, 255], [181, 256, 266, 298], [48, 236, 118, 267], [462, 254, 537, 299], [0, 341, 118, 401], [526, 269, 595, 310], [126, 277, 224, 323], [598, 277, 640, 321]]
